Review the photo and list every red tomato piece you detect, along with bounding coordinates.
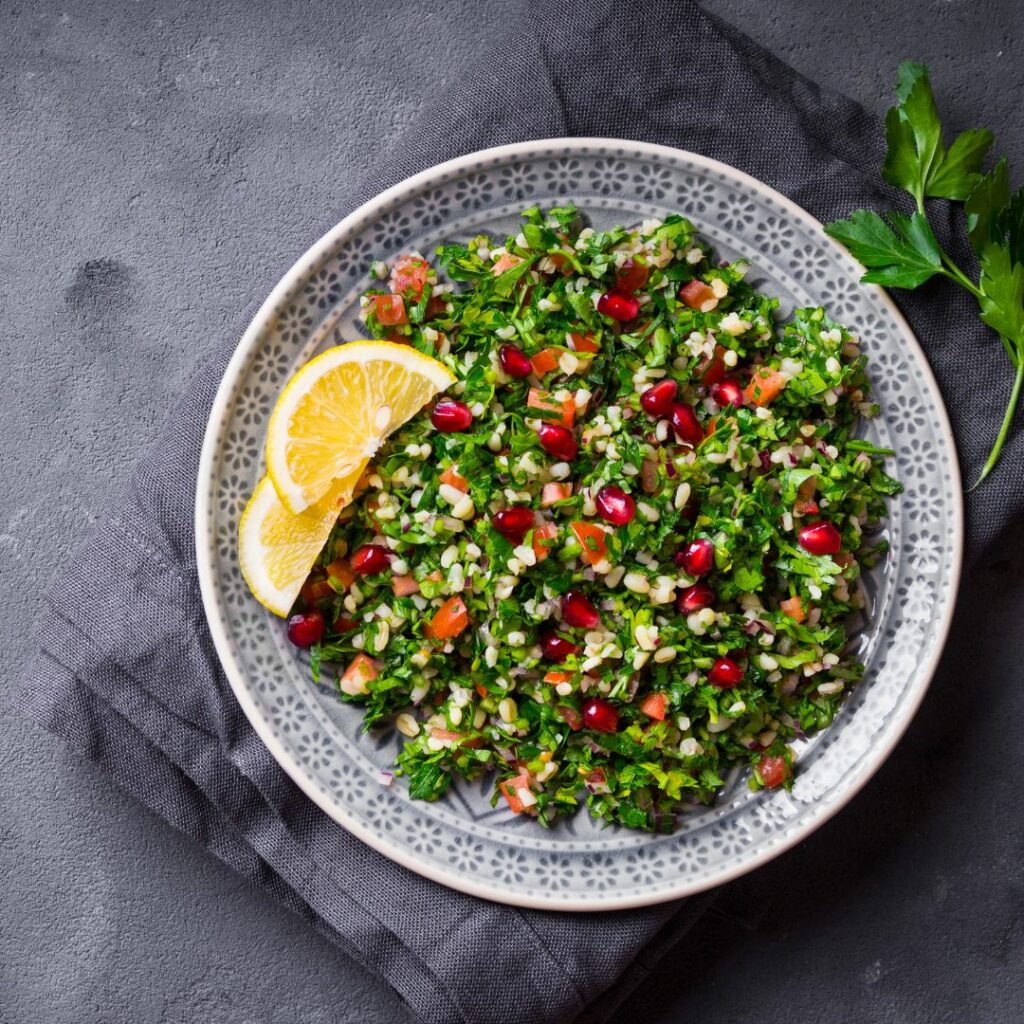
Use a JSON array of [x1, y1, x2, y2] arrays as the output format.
[[499, 772, 534, 814], [541, 482, 573, 506], [679, 280, 718, 312], [528, 387, 575, 427], [567, 331, 600, 353], [530, 348, 561, 377], [639, 692, 667, 720], [426, 595, 469, 640], [532, 522, 559, 561], [779, 596, 807, 623], [744, 368, 788, 406], [373, 294, 408, 326], [439, 464, 469, 492], [570, 521, 609, 566], [390, 256, 430, 299], [758, 755, 790, 789]]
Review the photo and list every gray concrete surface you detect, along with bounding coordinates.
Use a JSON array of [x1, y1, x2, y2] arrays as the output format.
[[2, 1, 1023, 1022]]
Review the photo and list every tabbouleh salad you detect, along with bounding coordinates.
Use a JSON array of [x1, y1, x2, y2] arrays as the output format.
[[286, 204, 900, 833]]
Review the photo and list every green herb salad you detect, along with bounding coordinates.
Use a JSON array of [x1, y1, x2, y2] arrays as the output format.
[[289, 204, 901, 833]]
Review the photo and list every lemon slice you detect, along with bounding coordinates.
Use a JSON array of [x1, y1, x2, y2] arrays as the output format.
[[266, 341, 455, 513], [238, 467, 364, 616]]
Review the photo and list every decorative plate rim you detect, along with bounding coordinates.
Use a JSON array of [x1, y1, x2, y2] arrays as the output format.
[[195, 138, 964, 911]]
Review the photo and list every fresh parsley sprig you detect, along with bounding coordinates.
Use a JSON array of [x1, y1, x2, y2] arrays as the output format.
[[825, 61, 1024, 487]]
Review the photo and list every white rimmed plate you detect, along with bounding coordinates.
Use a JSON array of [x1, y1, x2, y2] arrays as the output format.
[[195, 140, 962, 910]]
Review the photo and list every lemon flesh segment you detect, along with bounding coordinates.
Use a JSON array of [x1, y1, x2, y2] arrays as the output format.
[[266, 341, 455, 514], [238, 468, 363, 617]]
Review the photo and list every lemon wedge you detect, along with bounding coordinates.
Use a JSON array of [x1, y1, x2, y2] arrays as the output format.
[[238, 468, 365, 617], [265, 341, 455, 513]]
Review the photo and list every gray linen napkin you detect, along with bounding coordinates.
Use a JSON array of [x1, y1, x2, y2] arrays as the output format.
[[21, 2, 1023, 1023]]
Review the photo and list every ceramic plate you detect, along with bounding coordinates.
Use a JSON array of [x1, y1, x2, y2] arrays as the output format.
[[195, 140, 962, 910]]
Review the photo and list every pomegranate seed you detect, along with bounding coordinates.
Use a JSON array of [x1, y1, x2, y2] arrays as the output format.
[[669, 402, 704, 447], [287, 610, 324, 648], [491, 506, 535, 544], [537, 423, 578, 461], [597, 289, 640, 322], [350, 544, 391, 575], [639, 379, 678, 417], [431, 399, 473, 432], [595, 485, 635, 526], [581, 696, 619, 733], [561, 589, 600, 629], [698, 346, 728, 385], [677, 582, 715, 613], [615, 259, 649, 293], [540, 630, 581, 661], [797, 520, 842, 556], [676, 537, 714, 576], [709, 656, 744, 688], [498, 344, 532, 378], [332, 615, 359, 633], [711, 379, 744, 407]]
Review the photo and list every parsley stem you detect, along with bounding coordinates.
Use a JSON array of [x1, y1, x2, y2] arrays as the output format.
[[938, 259, 984, 302], [970, 352, 1024, 490]]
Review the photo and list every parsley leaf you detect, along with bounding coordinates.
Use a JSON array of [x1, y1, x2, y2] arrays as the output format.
[[966, 158, 1010, 253], [824, 209, 942, 288], [979, 244, 1024, 345], [826, 60, 1023, 486], [882, 61, 992, 203], [993, 186, 1024, 267]]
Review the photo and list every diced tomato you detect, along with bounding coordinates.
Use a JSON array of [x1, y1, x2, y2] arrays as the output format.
[[834, 551, 855, 569], [389, 256, 430, 299], [704, 416, 718, 439], [530, 348, 561, 377], [532, 522, 559, 561], [757, 755, 791, 789], [528, 387, 575, 427], [373, 294, 408, 326], [391, 575, 420, 597], [547, 252, 574, 275], [474, 682, 489, 699], [326, 559, 356, 591], [780, 596, 807, 623], [697, 344, 728, 385], [499, 772, 534, 814], [332, 615, 358, 633], [541, 482, 573, 507], [570, 521, 609, 566], [300, 570, 334, 606], [425, 295, 448, 319], [339, 653, 379, 695], [543, 670, 574, 685], [430, 727, 463, 743], [615, 258, 650, 292], [567, 331, 600, 353], [679, 280, 717, 311], [439, 464, 469, 492], [426, 595, 469, 640], [794, 499, 820, 516], [557, 705, 583, 731], [491, 252, 523, 276], [639, 692, 667, 720], [744, 368, 788, 406]]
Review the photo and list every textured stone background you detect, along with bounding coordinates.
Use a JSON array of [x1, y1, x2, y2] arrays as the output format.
[[2, 2, 1023, 1022]]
